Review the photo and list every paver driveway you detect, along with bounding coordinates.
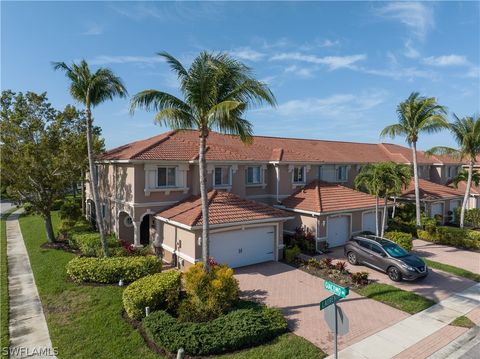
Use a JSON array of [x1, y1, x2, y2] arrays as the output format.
[[234, 261, 408, 354], [317, 247, 476, 302]]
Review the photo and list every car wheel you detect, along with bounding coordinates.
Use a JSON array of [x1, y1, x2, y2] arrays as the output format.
[[347, 251, 358, 265], [388, 266, 402, 282]]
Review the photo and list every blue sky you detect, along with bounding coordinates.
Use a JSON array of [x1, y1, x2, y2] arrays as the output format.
[[2, 1, 479, 150]]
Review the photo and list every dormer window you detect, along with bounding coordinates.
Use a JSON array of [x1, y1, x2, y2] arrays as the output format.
[[292, 166, 306, 184], [214, 166, 231, 186], [157, 167, 176, 187], [246, 166, 262, 185]]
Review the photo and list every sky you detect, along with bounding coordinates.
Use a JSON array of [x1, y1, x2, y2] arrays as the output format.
[[2, 1, 479, 151]]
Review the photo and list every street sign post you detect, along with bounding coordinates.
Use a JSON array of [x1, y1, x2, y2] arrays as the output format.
[[321, 281, 350, 359]]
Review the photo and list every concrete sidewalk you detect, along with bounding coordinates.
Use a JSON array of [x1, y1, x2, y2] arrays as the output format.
[[327, 282, 480, 359], [7, 210, 56, 358]]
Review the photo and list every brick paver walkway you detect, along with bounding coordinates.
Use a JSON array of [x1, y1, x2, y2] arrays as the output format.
[[412, 239, 480, 274], [235, 261, 408, 354]]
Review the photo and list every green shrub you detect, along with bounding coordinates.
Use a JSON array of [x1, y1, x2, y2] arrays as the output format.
[[457, 208, 480, 227], [417, 226, 480, 250], [123, 271, 181, 320], [66, 256, 161, 283], [384, 231, 413, 251], [467, 230, 480, 241], [52, 199, 64, 211], [23, 202, 35, 215], [387, 218, 417, 236], [179, 263, 239, 322], [59, 198, 82, 223], [417, 229, 437, 242], [351, 271, 369, 286], [285, 245, 301, 263], [69, 232, 120, 257], [143, 302, 288, 356]]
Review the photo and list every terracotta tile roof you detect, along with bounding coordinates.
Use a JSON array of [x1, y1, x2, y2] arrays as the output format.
[[281, 180, 380, 213], [401, 179, 464, 200], [98, 129, 462, 165], [447, 181, 480, 195], [155, 190, 292, 227]]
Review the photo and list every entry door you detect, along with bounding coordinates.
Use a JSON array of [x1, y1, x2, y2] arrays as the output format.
[[210, 226, 275, 268], [327, 216, 350, 247], [431, 203, 444, 218]]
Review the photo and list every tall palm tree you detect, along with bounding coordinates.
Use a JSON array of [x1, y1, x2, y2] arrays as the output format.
[[53, 60, 127, 256], [130, 51, 276, 270], [380, 92, 448, 227], [426, 115, 480, 228], [355, 164, 382, 236]]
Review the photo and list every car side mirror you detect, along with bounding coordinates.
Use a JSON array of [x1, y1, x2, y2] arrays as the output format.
[[381, 252, 387, 257]]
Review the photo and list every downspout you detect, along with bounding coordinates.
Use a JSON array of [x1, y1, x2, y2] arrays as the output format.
[[275, 164, 280, 203]]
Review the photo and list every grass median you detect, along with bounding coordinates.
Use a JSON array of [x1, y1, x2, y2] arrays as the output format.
[[424, 259, 480, 282]]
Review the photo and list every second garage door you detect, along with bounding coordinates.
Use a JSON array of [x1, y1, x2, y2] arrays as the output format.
[[327, 216, 350, 247], [210, 226, 275, 268], [362, 211, 378, 234]]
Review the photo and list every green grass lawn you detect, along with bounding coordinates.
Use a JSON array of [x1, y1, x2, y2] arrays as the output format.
[[1, 207, 17, 358], [356, 283, 435, 314], [450, 315, 475, 329], [424, 259, 480, 282], [19, 212, 325, 359]]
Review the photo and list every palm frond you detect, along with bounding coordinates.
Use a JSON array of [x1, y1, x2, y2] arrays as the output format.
[[425, 146, 460, 158]]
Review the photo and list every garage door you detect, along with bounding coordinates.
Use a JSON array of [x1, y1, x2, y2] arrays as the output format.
[[362, 212, 378, 234], [431, 202, 444, 217], [327, 216, 350, 247], [210, 226, 275, 268]]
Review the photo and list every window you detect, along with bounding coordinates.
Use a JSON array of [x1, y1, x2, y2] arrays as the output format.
[[157, 167, 176, 187], [292, 166, 305, 184], [318, 166, 323, 180], [336, 166, 347, 181], [214, 166, 230, 186], [447, 166, 452, 178], [370, 244, 384, 255], [246, 166, 262, 184]]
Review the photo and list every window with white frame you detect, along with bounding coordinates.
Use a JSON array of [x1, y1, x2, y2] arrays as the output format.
[[246, 166, 262, 185], [214, 166, 231, 186], [157, 167, 176, 187], [292, 166, 306, 184], [336, 165, 347, 182]]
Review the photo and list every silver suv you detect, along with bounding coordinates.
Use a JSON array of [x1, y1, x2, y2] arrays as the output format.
[[344, 235, 428, 281]]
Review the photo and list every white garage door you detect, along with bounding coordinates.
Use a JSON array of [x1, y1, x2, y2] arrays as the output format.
[[327, 216, 350, 247], [431, 202, 444, 217], [362, 212, 377, 234], [210, 226, 275, 268]]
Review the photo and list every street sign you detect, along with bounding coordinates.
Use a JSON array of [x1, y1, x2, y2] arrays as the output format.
[[319, 294, 340, 310], [324, 280, 349, 298]]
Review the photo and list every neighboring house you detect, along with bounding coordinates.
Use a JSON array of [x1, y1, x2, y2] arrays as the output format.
[[87, 129, 466, 269], [447, 181, 480, 209]]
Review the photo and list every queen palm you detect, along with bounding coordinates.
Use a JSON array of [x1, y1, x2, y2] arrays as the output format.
[[130, 51, 276, 270], [53, 60, 127, 256], [426, 115, 480, 228], [381, 92, 448, 227], [355, 164, 382, 236]]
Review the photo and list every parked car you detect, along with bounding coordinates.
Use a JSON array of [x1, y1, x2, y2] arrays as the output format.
[[344, 234, 428, 281]]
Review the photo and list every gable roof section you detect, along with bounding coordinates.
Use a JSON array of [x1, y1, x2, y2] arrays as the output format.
[[155, 190, 292, 227], [447, 181, 480, 195], [401, 179, 464, 200], [281, 180, 380, 214], [98, 129, 461, 164]]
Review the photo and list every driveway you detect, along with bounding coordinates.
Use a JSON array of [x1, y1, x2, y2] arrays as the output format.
[[318, 247, 476, 302], [235, 261, 408, 354], [412, 239, 480, 274]]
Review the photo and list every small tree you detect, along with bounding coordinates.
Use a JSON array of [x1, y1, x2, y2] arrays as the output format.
[[0, 91, 73, 242], [355, 164, 382, 236]]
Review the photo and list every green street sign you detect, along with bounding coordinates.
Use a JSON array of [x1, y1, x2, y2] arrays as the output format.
[[324, 280, 349, 298], [320, 294, 340, 310]]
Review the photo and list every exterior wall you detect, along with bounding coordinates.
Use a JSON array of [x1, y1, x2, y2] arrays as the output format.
[[283, 213, 318, 236]]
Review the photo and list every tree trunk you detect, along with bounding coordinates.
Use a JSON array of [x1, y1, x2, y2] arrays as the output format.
[[375, 196, 379, 236], [381, 195, 388, 237], [198, 129, 210, 270], [460, 160, 474, 228], [81, 169, 86, 216], [43, 211, 55, 243], [412, 142, 422, 227], [392, 196, 397, 218], [86, 107, 109, 257]]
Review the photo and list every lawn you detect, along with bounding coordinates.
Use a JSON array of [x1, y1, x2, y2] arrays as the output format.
[[424, 259, 480, 282], [450, 315, 475, 329], [356, 283, 435, 314], [1, 207, 17, 358], [19, 212, 325, 359]]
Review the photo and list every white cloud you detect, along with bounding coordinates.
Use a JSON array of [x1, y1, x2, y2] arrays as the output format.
[[361, 66, 437, 81], [270, 52, 367, 70], [375, 2, 434, 39], [465, 66, 480, 78], [404, 40, 420, 59], [82, 23, 103, 36], [230, 47, 265, 61], [88, 55, 164, 66], [284, 65, 316, 78], [423, 54, 469, 66]]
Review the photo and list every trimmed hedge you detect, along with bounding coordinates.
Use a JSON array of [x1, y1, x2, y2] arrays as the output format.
[[285, 245, 301, 263], [143, 302, 288, 356], [66, 256, 162, 283], [384, 231, 413, 251], [417, 227, 480, 250], [69, 232, 121, 257], [123, 271, 181, 320]]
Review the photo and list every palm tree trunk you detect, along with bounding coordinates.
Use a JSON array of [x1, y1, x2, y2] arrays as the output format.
[[198, 128, 210, 270], [81, 169, 86, 216], [375, 196, 379, 236], [392, 196, 397, 218], [85, 107, 109, 257], [381, 195, 388, 237], [411, 142, 421, 227], [460, 160, 474, 228], [43, 211, 55, 243]]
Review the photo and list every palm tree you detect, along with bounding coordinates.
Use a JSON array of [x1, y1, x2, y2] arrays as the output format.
[[53, 60, 127, 256], [380, 92, 448, 227], [355, 164, 382, 236], [130, 51, 276, 270], [426, 115, 480, 228], [452, 168, 480, 189]]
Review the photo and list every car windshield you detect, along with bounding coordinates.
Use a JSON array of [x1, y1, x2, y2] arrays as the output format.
[[383, 243, 409, 258]]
